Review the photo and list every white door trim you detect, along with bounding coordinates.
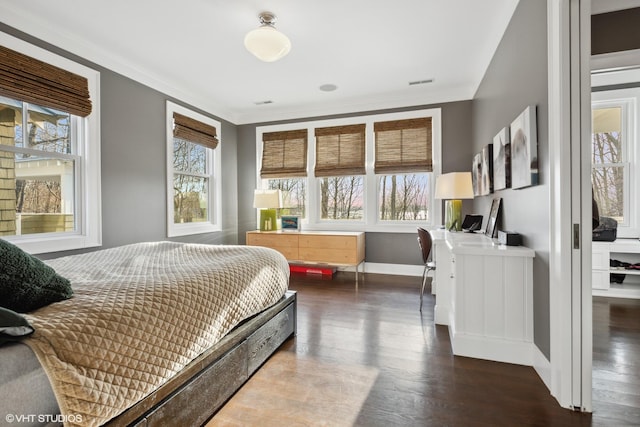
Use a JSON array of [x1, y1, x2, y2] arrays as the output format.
[[547, 0, 592, 411]]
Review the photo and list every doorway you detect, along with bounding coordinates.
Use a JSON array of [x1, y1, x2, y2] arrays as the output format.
[[590, 54, 640, 418]]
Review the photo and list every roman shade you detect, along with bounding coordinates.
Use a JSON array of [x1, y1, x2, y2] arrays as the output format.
[[260, 129, 308, 178], [314, 124, 366, 177], [173, 112, 219, 149], [0, 45, 92, 117], [374, 117, 432, 174]]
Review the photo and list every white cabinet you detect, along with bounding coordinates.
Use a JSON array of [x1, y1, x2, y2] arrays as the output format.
[[592, 240, 640, 298], [430, 231, 535, 366]]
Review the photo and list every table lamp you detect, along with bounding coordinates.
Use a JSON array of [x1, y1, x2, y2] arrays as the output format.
[[253, 189, 282, 231], [434, 172, 474, 231]]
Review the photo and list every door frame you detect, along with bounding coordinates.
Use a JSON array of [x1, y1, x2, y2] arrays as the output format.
[[547, 0, 592, 411]]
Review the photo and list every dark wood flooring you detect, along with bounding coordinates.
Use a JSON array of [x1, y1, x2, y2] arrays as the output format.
[[208, 272, 640, 426], [592, 296, 640, 425]]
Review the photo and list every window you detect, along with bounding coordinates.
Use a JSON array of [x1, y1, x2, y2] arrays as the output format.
[[166, 101, 221, 237], [260, 129, 308, 219], [0, 33, 101, 254], [315, 124, 366, 221], [591, 87, 639, 237], [268, 178, 306, 217], [374, 118, 433, 222], [378, 174, 431, 221], [256, 109, 442, 231]]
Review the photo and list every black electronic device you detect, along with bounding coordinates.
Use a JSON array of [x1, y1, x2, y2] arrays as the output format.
[[498, 230, 522, 246], [461, 214, 483, 232]]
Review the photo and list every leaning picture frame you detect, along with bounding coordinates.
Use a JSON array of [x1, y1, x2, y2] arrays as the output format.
[[485, 197, 502, 238], [281, 215, 300, 231]]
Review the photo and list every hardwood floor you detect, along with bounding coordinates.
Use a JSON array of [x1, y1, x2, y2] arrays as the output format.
[[592, 296, 640, 425], [208, 273, 640, 426]]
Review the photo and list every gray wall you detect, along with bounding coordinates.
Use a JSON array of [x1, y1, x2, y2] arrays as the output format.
[[236, 101, 473, 267], [470, 0, 550, 358], [0, 24, 239, 260]]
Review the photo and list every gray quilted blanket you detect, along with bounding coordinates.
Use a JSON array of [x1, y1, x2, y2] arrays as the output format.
[[23, 242, 289, 427]]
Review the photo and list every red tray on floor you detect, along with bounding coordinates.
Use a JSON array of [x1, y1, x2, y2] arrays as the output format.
[[289, 264, 336, 276]]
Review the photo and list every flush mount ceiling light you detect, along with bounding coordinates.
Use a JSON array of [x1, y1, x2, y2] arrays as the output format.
[[244, 12, 291, 62]]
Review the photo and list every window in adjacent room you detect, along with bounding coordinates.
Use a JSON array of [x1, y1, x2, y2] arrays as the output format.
[[166, 101, 221, 237], [0, 33, 101, 254], [591, 87, 639, 237]]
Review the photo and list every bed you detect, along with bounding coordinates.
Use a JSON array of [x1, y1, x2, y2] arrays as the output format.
[[0, 241, 296, 427]]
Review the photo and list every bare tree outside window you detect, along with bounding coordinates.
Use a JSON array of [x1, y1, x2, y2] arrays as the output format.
[[0, 97, 75, 235], [268, 178, 306, 218], [379, 173, 430, 221], [173, 138, 208, 223], [592, 106, 625, 224], [319, 176, 363, 220]]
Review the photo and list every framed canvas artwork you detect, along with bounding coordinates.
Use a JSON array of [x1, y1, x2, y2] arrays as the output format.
[[480, 144, 493, 196], [472, 152, 482, 196], [493, 127, 510, 191], [510, 105, 538, 189]]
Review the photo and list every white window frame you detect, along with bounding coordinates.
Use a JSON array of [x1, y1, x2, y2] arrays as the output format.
[[0, 31, 101, 254], [166, 101, 221, 237], [592, 88, 639, 238], [256, 108, 442, 232]]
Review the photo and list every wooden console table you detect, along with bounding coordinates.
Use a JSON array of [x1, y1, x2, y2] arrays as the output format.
[[246, 230, 365, 282]]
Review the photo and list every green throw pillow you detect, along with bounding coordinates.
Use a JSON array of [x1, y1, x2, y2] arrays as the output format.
[[0, 307, 34, 345], [0, 239, 73, 312]]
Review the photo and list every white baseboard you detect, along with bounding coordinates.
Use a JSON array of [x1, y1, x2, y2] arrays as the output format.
[[338, 262, 423, 277], [533, 345, 552, 391], [450, 332, 534, 366]]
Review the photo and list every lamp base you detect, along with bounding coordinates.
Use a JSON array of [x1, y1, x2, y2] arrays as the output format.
[[445, 199, 462, 231], [259, 208, 277, 231]]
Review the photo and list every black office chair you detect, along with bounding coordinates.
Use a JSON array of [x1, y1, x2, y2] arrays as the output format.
[[417, 227, 436, 312]]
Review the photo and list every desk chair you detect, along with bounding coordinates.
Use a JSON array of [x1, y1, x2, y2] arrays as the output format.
[[417, 227, 436, 311]]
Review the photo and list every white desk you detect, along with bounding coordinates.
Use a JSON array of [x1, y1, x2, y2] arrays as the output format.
[[430, 230, 535, 366]]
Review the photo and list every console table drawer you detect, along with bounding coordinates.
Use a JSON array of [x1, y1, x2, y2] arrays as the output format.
[[299, 235, 357, 250], [299, 247, 357, 264], [247, 233, 298, 247], [246, 233, 300, 259]]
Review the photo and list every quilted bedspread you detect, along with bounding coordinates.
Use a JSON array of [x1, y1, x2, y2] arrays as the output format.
[[23, 242, 290, 427]]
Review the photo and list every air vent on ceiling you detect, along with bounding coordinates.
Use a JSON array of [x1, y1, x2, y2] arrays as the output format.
[[254, 100, 274, 105], [408, 79, 434, 86]]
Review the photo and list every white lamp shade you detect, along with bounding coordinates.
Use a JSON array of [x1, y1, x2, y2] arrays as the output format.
[[253, 189, 282, 209], [434, 172, 474, 200], [244, 26, 291, 62]]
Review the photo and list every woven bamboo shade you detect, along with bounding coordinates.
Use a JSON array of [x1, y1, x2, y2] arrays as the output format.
[[173, 112, 219, 149], [374, 117, 432, 174], [0, 45, 92, 117], [315, 124, 366, 177], [260, 129, 308, 178]]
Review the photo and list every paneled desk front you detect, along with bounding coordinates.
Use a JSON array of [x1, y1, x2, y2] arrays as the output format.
[[429, 230, 535, 366]]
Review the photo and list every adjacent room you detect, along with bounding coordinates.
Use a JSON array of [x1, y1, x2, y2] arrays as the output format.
[[0, 0, 639, 425]]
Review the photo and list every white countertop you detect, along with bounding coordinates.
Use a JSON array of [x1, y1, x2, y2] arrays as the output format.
[[430, 229, 535, 258]]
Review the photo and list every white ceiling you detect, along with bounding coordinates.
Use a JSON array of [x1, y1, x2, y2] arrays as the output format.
[[0, 0, 521, 124]]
